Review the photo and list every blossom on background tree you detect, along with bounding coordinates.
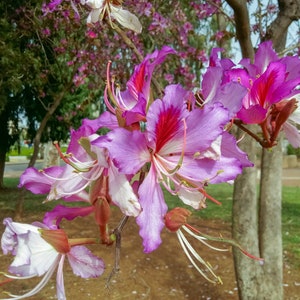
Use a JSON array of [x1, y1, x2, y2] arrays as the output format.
[[81, 0, 142, 33]]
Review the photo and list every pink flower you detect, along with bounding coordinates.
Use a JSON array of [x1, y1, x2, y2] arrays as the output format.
[[100, 84, 252, 253], [207, 42, 300, 148], [1, 218, 104, 300], [103, 46, 176, 127]]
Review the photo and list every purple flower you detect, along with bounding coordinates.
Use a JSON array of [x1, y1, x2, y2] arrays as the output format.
[[104, 46, 176, 127], [101, 84, 252, 253], [207, 42, 300, 148]]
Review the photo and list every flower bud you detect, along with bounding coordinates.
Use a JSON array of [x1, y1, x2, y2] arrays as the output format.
[[164, 207, 192, 232]]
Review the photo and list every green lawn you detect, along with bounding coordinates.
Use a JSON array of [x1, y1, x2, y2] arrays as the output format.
[[8, 146, 34, 157]]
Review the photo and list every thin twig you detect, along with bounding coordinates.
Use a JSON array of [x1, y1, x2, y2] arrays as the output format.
[[233, 119, 265, 146], [105, 215, 129, 287]]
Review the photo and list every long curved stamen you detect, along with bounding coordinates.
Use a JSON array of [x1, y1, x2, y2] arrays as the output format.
[[40, 170, 82, 182], [106, 61, 119, 108], [40, 166, 103, 183], [177, 230, 222, 284], [182, 225, 228, 252], [2, 256, 60, 299], [104, 85, 116, 113], [46, 182, 90, 200], [184, 224, 264, 262], [53, 142, 99, 173], [0, 272, 36, 280], [198, 188, 222, 205], [53, 141, 72, 165]]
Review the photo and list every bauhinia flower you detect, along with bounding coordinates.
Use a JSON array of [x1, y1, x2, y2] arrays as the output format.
[[1, 218, 104, 300], [100, 46, 176, 129], [164, 207, 264, 284], [218, 41, 300, 148], [19, 123, 141, 244], [81, 0, 142, 33], [100, 84, 253, 253], [19, 124, 107, 201]]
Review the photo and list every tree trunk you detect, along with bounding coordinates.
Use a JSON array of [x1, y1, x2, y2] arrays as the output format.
[[0, 106, 11, 189], [0, 148, 6, 189], [232, 126, 262, 299], [14, 89, 68, 218], [258, 138, 283, 299]]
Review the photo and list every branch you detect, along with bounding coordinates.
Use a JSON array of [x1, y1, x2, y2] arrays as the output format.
[[206, 0, 235, 26], [233, 120, 265, 147], [225, 0, 254, 59], [264, 0, 300, 52]]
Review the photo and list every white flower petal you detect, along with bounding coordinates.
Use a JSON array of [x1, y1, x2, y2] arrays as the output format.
[[111, 6, 142, 33], [108, 164, 141, 217]]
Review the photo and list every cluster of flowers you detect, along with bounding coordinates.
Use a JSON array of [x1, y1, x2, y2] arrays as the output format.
[[1, 39, 299, 299], [1, 0, 300, 299]]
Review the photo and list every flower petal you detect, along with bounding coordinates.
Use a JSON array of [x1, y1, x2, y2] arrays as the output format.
[[67, 245, 105, 278], [18, 166, 64, 194], [136, 165, 168, 253], [43, 205, 94, 227], [111, 5, 142, 33], [102, 128, 150, 174], [108, 164, 141, 217]]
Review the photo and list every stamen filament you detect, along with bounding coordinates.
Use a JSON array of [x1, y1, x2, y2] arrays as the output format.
[[177, 230, 222, 284], [184, 224, 264, 262]]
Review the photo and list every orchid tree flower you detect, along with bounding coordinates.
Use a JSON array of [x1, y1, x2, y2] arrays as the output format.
[[1, 218, 104, 300], [95, 46, 176, 130], [100, 84, 253, 253], [197, 50, 247, 118], [212, 41, 300, 148], [81, 0, 142, 33], [19, 124, 107, 201], [19, 122, 141, 243], [164, 208, 264, 284]]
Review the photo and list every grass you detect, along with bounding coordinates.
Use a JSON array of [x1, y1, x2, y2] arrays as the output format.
[[8, 147, 33, 157], [7, 146, 67, 158], [1, 178, 299, 264]]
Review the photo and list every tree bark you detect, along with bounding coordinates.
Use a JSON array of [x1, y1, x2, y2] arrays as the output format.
[[225, 1, 299, 299], [265, 0, 300, 51], [256, 1, 300, 298], [232, 125, 262, 300], [258, 138, 283, 299], [0, 106, 11, 189]]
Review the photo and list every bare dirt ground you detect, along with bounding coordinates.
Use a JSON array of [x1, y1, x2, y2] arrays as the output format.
[[0, 205, 300, 300]]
